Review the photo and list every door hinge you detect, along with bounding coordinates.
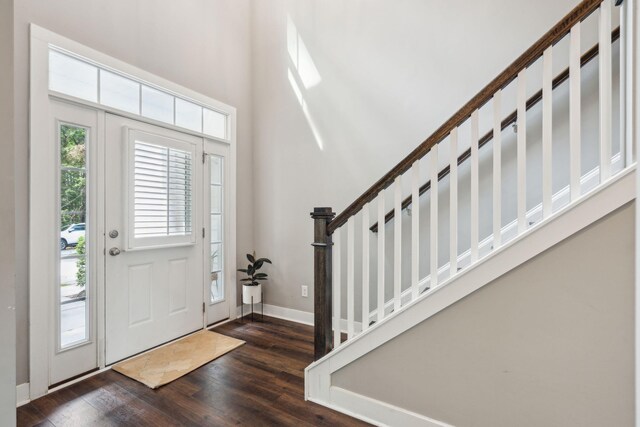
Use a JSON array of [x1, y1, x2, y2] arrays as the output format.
[[202, 227, 205, 238], [203, 302, 206, 313], [202, 152, 206, 164]]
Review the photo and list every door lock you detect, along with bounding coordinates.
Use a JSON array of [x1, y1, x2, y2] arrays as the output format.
[[109, 230, 119, 238], [109, 247, 121, 256]]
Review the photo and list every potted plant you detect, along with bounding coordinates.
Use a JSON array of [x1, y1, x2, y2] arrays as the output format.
[[238, 252, 272, 305]]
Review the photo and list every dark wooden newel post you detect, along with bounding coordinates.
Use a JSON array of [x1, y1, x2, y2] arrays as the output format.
[[310, 207, 335, 360]]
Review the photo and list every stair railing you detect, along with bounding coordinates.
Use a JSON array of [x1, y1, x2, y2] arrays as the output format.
[[312, 0, 633, 360]]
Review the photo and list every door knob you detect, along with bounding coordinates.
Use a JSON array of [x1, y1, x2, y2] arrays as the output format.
[[109, 247, 121, 256]]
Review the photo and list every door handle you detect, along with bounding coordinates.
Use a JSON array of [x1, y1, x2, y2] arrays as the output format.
[[109, 247, 121, 256]]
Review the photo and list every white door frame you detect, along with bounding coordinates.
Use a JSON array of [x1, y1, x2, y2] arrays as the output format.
[[29, 24, 237, 399]]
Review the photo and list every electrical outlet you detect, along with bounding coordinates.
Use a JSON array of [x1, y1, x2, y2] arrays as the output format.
[[301, 285, 308, 297]]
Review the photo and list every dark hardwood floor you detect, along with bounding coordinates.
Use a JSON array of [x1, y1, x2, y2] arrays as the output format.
[[17, 316, 370, 427]]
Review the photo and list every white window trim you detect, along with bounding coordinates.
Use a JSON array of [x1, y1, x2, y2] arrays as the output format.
[[29, 24, 238, 400]]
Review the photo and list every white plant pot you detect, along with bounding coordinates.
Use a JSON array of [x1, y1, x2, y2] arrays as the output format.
[[242, 283, 262, 305]]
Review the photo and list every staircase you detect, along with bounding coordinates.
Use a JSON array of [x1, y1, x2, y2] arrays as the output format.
[[305, 0, 637, 425]]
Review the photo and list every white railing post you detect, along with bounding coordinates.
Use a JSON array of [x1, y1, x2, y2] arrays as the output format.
[[600, 0, 613, 182], [346, 217, 355, 339], [470, 110, 479, 263], [449, 129, 458, 277], [411, 161, 420, 299], [517, 70, 527, 233], [493, 91, 502, 248], [377, 193, 385, 322], [542, 47, 553, 218], [333, 228, 341, 349], [362, 204, 370, 332], [393, 177, 402, 311], [570, 22, 582, 201], [430, 145, 439, 287]]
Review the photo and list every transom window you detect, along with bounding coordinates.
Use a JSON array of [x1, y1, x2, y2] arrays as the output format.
[[49, 48, 228, 140]]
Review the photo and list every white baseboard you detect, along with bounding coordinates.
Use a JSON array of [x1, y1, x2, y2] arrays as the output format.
[[308, 387, 452, 427], [237, 303, 314, 326], [16, 383, 30, 407]]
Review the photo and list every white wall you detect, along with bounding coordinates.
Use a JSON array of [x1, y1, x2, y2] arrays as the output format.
[[251, 0, 582, 314], [1, 0, 17, 422], [13, 0, 254, 385]]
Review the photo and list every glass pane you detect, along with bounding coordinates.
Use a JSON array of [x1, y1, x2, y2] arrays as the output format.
[[175, 98, 202, 132], [210, 156, 222, 185], [100, 70, 140, 114], [210, 185, 222, 214], [210, 272, 223, 303], [49, 50, 98, 102], [211, 214, 222, 243], [59, 124, 88, 349], [210, 243, 223, 303], [211, 243, 222, 272], [203, 108, 227, 139], [133, 141, 193, 239], [141, 85, 174, 124]]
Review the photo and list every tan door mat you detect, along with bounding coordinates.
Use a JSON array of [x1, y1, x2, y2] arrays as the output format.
[[112, 330, 245, 389]]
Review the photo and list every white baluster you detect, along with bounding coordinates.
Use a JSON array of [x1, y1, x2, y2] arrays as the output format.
[[347, 216, 355, 339], [517, 69, 527, 233], [362, 203, 370, 332], [333, 228, 341, 348], [377, 192, 385, 322], [570, 23, 581, 201], [493, 91, 502, 247], [620, 0, 628, 167], [542, 47, 553, 219], [600, 0, 612, 182], [393, 177, 402, 311], [411, 161, 420, 300], [470, 110, 479, 262], [430, 145, 439, 287], [449, 129, 458, 277], [624, 0, 635, 165]]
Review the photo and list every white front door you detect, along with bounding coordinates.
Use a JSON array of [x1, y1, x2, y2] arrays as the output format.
[[105, 114, 204, 364], [205, 141, 232, 325]]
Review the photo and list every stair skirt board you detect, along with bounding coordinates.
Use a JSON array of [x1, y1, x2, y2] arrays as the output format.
[[305, 166, 635, 425]]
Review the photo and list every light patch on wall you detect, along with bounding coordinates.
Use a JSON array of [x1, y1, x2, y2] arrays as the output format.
[[287, 15, 324, 151], [288, 69, 324, 150], [287, 15, 321, 89]]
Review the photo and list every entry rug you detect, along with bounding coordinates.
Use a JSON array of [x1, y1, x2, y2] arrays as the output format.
[[112, 330, 245, 389]]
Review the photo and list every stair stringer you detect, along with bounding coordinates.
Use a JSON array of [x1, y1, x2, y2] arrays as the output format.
[[305, 165, 636, 427]]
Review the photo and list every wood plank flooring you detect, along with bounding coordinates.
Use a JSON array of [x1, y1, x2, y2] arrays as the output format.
[[17, 316, 370, 427]]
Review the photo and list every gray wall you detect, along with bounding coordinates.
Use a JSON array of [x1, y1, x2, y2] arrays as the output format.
[[333, 202, 635, 427], [13, 0, 254, 385], [1, 0, 16, 422]]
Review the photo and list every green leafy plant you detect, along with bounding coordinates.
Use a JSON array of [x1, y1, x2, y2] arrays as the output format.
[[76, 236, 86, 288], [237, 252, 272, 286]]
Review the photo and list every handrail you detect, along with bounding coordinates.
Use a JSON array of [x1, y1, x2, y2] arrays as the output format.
[[327, 0, 604, 235], [370, 25, 620, 233]]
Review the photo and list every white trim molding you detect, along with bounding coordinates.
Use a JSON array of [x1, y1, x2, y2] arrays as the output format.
[[306, 166, 636, 426], [16, 384, 30, 408]]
